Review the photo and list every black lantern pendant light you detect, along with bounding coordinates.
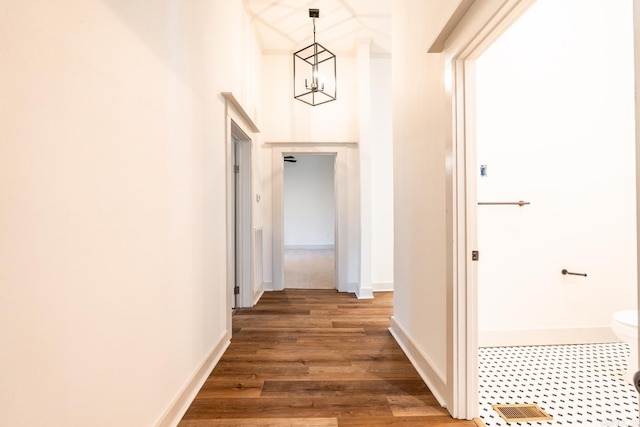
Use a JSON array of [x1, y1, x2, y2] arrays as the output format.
[[293, 9, 337, 106]]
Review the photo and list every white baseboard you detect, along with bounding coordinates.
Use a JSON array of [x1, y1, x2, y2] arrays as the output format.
[[263, 281, 274, 291], [389, 317, 448, 409], [347, 282, 358, 293], [372, 282, 394, 292], [252, 287, 264, 306], [155, 332, 231, 427], [479, 326, 620, 347], [357, 286, 374, 299], [284, 245, 335, 250]]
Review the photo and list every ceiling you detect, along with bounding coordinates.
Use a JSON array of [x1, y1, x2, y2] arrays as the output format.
[[243, 0, 392, 56]]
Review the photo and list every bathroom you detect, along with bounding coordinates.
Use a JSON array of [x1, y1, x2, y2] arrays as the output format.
[[474, 0, 638, 424]]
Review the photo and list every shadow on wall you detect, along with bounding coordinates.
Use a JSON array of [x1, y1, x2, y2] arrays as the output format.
[[100, 0, 237, 87]]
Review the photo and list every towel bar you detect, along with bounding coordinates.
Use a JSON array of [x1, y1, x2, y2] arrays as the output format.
[[561, 269, 587, 277], [478, 201, 530, 206]]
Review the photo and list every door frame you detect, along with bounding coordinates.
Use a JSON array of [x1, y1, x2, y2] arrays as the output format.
[[231, 122, 253, 308], [440, 0, 537, 418], [224, 93, 259, 312], [271, 144, 351, 292], [449, 0, 640, 417], [450, 0, 640, 417], [280, 153, 338, 290]]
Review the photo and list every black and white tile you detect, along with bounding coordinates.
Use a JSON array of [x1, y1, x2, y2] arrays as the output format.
[[479, 343, 639, 426]]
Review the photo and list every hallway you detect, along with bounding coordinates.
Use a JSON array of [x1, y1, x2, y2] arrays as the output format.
[[179, 290, 476, 426]]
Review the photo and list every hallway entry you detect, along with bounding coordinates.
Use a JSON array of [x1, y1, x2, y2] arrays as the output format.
[[271, 144, 352, 293], [283, 154, 336, 290]]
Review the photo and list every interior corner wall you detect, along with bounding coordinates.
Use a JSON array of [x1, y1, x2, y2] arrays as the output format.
[[475, 0, 636, 345], [0, 1, 262, 426], [391, 0, 466, 407]]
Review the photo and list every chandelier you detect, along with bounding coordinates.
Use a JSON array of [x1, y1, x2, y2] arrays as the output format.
[[293, 9, 337, 106]]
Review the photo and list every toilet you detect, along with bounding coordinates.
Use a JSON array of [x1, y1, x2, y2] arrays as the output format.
[[611, 310, 638, 383]]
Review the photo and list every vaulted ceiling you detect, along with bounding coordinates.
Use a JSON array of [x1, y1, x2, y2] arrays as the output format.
[[243, 0, 392, 56]]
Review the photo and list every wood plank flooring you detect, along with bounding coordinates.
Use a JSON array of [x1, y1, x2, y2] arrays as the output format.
[[179, 289, 476, 427]]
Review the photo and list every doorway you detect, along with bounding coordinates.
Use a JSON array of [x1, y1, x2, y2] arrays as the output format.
[[283, 154, 337, 290], [475, 2, 637, 343], [271, 144, 352, 293], [467, 0, 637, 422], [231, 120, 252, 309]]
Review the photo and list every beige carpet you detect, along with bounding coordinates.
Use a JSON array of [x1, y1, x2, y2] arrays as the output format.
[[284, 248, 335, 289]]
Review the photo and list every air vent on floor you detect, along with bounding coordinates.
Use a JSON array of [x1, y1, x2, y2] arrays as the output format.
[[492, 404, 552, 422]]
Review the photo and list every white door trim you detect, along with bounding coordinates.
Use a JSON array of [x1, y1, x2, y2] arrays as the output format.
[[451, 57, 480, 419], [233, 131, 252, 308], [634, 0, 640, 386], [272, 145, 350, 292], [443, 0, 536, 418], [224, 93, 259, 310]]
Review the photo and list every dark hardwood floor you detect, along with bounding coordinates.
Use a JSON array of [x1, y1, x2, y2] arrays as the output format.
[[179, 289, 478, 427]]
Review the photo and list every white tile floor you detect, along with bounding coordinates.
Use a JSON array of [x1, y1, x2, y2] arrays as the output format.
[[479, 343, 639, 426]]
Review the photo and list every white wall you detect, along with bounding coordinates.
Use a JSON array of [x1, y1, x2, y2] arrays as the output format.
[[391, 0, 464, 406], [371, 57, 394, 288], [0, 1, 262, 426], [261, 54, 358, 143], [260, 142, 275, 286], [475, 0, 637, 345], [284, 155, 336, 247]]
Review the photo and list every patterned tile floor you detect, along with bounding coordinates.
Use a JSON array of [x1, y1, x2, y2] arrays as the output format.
[[479, 343, 639, 426]]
